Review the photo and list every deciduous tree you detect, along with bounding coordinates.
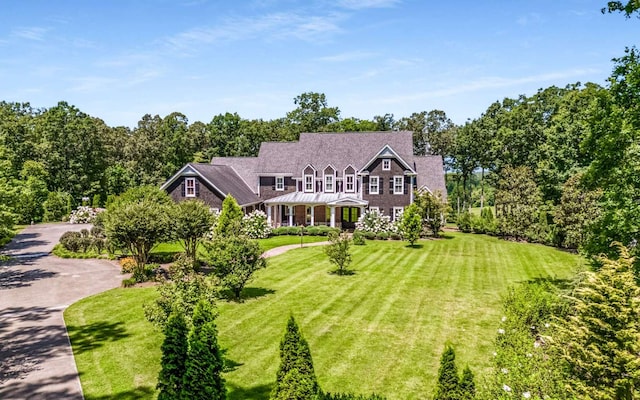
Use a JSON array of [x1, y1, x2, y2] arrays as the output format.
[[400, 203, 421, 246], [325, 232, 353, 275], [173, 200, 214, 264]]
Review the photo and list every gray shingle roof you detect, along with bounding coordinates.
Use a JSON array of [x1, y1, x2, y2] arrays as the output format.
[[412, 156, 447, 201], [188, 163, 261, 206]]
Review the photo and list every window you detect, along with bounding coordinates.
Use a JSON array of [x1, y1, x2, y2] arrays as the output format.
[[325, 174, 334, 193], [185, 177, 196, 197], [305, 174, 314, 193], [369, 206, 379, 214], [345, 175, 355, 192], [393, 207, 404, 221], [393, 176, 404, 195], [369, 176, 379, 195], [275, 176, 284, 191], [382, 159, 391, 170]]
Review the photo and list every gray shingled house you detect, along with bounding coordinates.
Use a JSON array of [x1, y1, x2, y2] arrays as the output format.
[[160, 131, 446, 229]]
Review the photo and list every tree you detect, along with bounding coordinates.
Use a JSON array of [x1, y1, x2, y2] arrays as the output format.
[[15, 161, 49, 223], [182, 300, 226, 400], [413, 190, 448, 237], [554, 245, 640, 399], [458, 366, 475, 400], [173, 200, 214, 264], [400, 203, 421, 246], [203, 235, 266, 301], [286, 92, 340, 134], [104, 198, 172, 281], [494, 166, 542, 240], [43, 191, 72, 222], [554, 173, 602, 249], [271, 316, 319, 400], [602, 1, 640, 18], [324, 232, 352, 275], [433, 346, 460, 400], [215, 195, 243, 237], [157, 310, 188, 400], [397, 110, 455, 157]]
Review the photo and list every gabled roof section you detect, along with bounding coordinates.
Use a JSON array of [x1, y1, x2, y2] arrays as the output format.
[[412, 155, 447, 202], [161, 163, 261, 207], [359, 145, 416, 174]]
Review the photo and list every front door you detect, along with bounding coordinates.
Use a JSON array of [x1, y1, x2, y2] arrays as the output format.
[[341, 207, 360, 230]]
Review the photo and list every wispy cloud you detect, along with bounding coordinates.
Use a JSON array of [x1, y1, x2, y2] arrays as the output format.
[[337, 0, 401, 10], [517, 13, 542, 26], [317, 50, 378, 62], [11, 27, 48, 41], [164, 11, 345, 53]]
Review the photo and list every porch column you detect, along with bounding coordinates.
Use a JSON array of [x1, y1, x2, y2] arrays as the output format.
[[267, 206, 272, 226], [330, 206, 336, 228], [288, 206, 293, 227], [310, 205, 315, 226]]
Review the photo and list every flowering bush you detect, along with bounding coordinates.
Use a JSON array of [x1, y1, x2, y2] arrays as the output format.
[[69, 206, 100, 224], [355, 209, 400, 235], [242, 210, 272, 239]]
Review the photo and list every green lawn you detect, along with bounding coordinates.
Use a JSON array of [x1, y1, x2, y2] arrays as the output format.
[[151, 235, 328, 256], [65, 233, 583, 400]]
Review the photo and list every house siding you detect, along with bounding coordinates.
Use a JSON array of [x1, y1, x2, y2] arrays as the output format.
[[363, 158, 411, 217], [166, 176, 224, 209], [260, 176, 296, 200]]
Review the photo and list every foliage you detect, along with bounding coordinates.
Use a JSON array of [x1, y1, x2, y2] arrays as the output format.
[[456, 211, 472, 233], [143, 255, 218, 329], [215, 194, 243, 237], [271, 315, 319, 400], [182, 300, 226, 400], [271, 225, 339, 236], [104, 199, 172, 281], [459, 366, 475, 400], [242, 209, 272, 239], [433, 345, 461, 400], [485, 281, 569, 399], [602, 0, 640, 18], [60, 231, 82, 252], [172, 199, 214, 263], [203, 234, 267, 300], [553, 245, 640, 399], [355, 209, 399, 235], [413, 190, 448, 237], [554, 173, 602, 249], [470, 208, 497, 235], [317, 393, 386, 400], [352, 230, 366, 245], [43, 191, 72, 222], [325, 232, 352, 275], [495, 166, 542, 240], [157, 310, 188, 400], [286, 92, 340, 134], [400, 203, 421, 246], [69, 205, 98, 224]]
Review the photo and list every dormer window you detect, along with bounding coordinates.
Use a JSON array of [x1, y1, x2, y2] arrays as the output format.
[[345, 174, 355, 193], [382, 159, 391, 170], [185, 177, 196, 197], [325, 175, 334, 192], [276, 176, 284, 191], [305, 174, 314, 193]]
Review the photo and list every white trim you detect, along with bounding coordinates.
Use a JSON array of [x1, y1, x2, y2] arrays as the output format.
[[369, 176, 379, 195], [345, 174, 355, 193], [369, 206, 380, 214], [393, 207, 404, 221], [275, 176, 285, 191], [304, 174, 314, 193], [185, 177, 196, 197], [382, 159, 391, 171], [393, 176, 404, 195], [358, 145, 416, 174], [325, 174, 334, 193]]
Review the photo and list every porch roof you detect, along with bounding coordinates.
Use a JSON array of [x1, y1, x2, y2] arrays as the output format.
[[264, 192, 368, 207]]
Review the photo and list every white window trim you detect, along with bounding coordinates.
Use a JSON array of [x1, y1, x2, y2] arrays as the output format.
[[393, 176, 404, 195], [382, 159, 391, 171], [275, 176, 284, 191], [325, 174, 334, 193], [393, 207, 404, 221], [185, 177, 196, 197], [345, 174, 355, 193], [369, 176, 379, 195], [369, 206, 379, 214], [304, 174, 314, 193]]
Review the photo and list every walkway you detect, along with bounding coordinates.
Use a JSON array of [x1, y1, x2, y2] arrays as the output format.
[[0, 223, 122, 400], [262, 240, 329, 258]]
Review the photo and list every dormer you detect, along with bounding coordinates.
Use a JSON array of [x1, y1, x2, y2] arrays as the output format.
[[343, 165, 356, 193], [323, 165, 336, 193], [359, 145, 416, 175], [303, 164, 316, 193]]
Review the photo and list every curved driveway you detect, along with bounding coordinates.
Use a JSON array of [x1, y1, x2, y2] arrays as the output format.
[[0, 223, 122, 399]]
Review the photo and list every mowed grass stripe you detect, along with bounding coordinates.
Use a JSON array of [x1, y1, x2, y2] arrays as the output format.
[[66, 233, 583, 400]]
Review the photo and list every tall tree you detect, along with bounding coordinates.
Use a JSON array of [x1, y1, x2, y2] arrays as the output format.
[[554, 173, 602, 249], [271, 316, 319, 400], [602, 1, 640, 18], [458, 366, 475, 400], [157, 310, 188, 400], [173, 200, 214, 264], [182, 300, 226, 400], [215, 195, 244, 237], [397, 110, 455, 157], [286, 92, 340, 134], [400, 203, 422, 246], [433, 346, 460, 400], [494, 166, 542, 240]]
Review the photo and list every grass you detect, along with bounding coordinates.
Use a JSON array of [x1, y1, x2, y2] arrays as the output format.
[[65, 233, 583, 399]]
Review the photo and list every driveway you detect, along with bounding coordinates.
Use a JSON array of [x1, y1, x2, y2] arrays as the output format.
[[0, 223, 122, 399]]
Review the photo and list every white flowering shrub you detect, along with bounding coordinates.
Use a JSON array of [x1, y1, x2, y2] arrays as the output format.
[[69, 206, 99, 224], [204, 209, 220, 240], [355, 210, 400, 234], [242, 210, 272, 239]]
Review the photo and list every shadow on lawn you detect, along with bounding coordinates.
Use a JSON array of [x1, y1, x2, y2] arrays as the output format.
[[66, 321, 130, 354], [85, 386, 155, 399], [221, 287, 276, 302], [227, 382, 273, 400], [522, 277, 574, 290]]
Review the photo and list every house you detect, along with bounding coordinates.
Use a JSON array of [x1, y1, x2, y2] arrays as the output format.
[[160, 131, 446, 229]]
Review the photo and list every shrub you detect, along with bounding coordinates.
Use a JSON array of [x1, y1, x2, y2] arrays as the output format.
[[120, 257, 137, 274], [69, 206, 98, 224], [90, 225, 105, 239], [122, 277, 137, 287], [456, 211, 472, 233], [325, 232, 352, 275], [92, 237, 106, 254], [375, 232, 389, 240], [356, 210, 396, 235], [305, 226, 321, 236], [363, 231, 376, 240], [389, 233, 402, 240], [43, 191, 71, 222], [60, 231, 82, 252], [242, 210, 272, 239], [352, 230, 365, 245]]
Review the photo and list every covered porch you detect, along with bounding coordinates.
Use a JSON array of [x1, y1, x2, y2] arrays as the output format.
[[264, 192, 368, 229]]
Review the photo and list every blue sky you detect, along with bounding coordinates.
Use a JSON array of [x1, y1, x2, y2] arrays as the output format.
[[2, 0, 639, 128]]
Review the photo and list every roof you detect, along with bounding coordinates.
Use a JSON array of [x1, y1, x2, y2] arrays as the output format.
[[412, 155, 447, 201], [264, 191, 368, 206]]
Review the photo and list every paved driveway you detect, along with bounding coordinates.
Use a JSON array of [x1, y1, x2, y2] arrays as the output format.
[[0, 223, 122, 399]]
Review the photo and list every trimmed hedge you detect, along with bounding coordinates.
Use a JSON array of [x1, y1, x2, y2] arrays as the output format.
[[271, 226, 339, 237]]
